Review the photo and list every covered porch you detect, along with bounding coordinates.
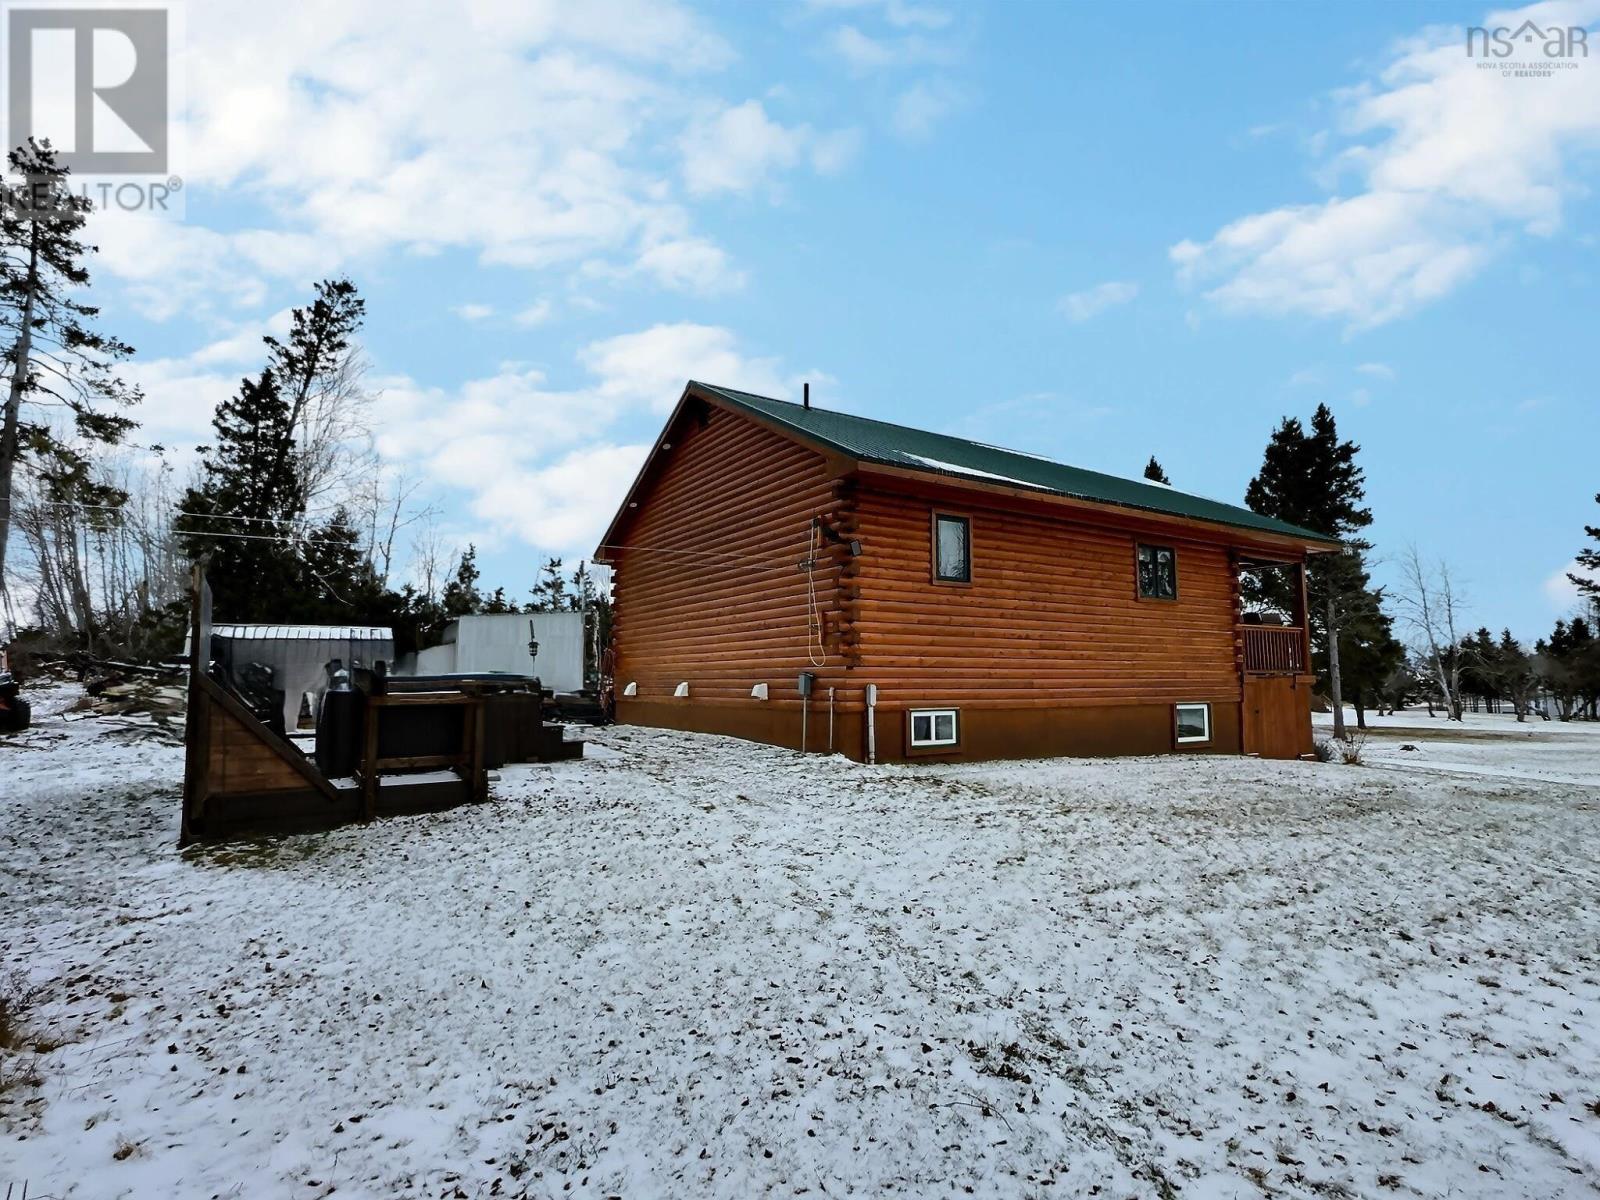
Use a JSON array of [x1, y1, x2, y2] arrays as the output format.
[[1233, 552, 1317, 759]]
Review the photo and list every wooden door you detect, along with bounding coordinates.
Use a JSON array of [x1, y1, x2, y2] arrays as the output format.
[[1242, 676, 1312, 760]]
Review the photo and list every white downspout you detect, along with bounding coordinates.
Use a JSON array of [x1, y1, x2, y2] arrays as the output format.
[[865, 683, 877, 765]]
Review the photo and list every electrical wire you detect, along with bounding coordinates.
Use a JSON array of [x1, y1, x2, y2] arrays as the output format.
[[37, 499, 356, 527], [805, 519, 826, 668]]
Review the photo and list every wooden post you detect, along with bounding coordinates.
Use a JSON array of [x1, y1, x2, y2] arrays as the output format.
[[471, 698, 486, 802], [179, 563, 213, 845], [360, 700, 379, 821], [1294, 559, 1312, 675]]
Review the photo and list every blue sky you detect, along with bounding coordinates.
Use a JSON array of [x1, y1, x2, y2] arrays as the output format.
[[89, 0, 1599, 639]]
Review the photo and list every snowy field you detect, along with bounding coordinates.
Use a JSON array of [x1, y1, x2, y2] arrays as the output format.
[[4, 685, 1600, 1199], [1315, 707, 1600, 788]]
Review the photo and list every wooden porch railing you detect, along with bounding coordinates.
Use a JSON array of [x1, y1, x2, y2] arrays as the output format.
[[1240, 625, 1307, 675]]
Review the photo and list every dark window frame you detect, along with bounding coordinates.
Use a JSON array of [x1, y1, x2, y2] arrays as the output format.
[[1135, 542, 1178, 601], [931, 512, 973, 585]]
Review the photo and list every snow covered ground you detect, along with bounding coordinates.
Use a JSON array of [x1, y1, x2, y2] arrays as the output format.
[[4, 684, 1600, 1199], [1315, 707, 1600, 787]]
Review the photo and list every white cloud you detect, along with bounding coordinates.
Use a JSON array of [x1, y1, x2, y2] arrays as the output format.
[[453, 303, 496, 321], [828, 24, 950, 72], [679, 100, 858, 196], [633, 236, 747, 294], [831, 25, 896, 70], [1173, 0, 1600, 328], [468, 442, 653, 552], [1544, 560, 1590, 610], [1356, 361, 1396, 380], [890, 80, 962, 140], [122, 311, 301, 463], [1059, 280, 1140, 323], [76, 0, 772, 314], [579, 323, 796, 409], [371, 323, 816, 556], [805, 0, 952, 30], [513, 299, 556, 327]]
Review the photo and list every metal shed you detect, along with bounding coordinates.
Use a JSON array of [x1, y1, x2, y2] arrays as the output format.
[[195, 623, 396, 731]]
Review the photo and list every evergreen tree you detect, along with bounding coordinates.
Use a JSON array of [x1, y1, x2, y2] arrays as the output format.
[[483, 586, 517, 614], [1143, 456, 1170, 485], [1244, 404, 1374, 739], [174, 280, 379, 623], [1570, 492, 1600, 599], [0, 139, 140, 605], [1458, 627, 1501, 710], [297, 505, 384, 619], [441, 545, 484, 617], [262, 278, 365, 503], [526, 557, 568, 612], [174, 368, 304, 619], [1492, 629, 1536, 721], [1336, 580, 1404, 728]]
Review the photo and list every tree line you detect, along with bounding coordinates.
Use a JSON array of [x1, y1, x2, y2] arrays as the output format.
[[1147, 410, 1600, 727], [0, 142, 1595, 719], [0, 143, 609, 665]]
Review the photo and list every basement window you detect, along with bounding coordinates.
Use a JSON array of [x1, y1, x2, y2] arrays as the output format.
[[909, 708, 960, 749], [933, 514, 971, 583], [1137, 543, 1177, 600], [1175, 703, 1211, 745]]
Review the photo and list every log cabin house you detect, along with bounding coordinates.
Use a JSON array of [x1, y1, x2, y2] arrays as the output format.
[[595, 382, 1341, 763]]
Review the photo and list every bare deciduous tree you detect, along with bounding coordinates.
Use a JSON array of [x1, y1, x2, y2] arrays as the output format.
[[1395, 544, 1466, 721]]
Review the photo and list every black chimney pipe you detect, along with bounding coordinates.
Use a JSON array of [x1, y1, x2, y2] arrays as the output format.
[[803, 382, 810, 410]]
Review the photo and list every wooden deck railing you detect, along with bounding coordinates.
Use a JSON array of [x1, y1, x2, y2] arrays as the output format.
[[1240, 625, 1307, 675]]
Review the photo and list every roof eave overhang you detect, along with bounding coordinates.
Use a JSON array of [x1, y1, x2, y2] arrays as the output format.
[[852, 461, 1343, 559], [595, 383, 1342, 564], [594, 382, 857, 564]]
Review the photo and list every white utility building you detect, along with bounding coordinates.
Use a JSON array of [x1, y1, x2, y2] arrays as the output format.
[[411, 612, 586, 693]]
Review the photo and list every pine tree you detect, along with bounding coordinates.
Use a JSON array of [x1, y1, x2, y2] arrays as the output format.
[[298, 506, 383, 619], [441, 545, 484, 617], [174, 280, 381, 623], [0, 139, 140, 606], [1570, 492, 1600, 598], [1244, 404, 1374, 739], [174, 369, 304, 619], [1336, 578, 1404, 728], [262, 278, 365, 506], [1492, 629, 1536, 721], [526, 557, 568, 612], [1143, 456, 1170, 485]]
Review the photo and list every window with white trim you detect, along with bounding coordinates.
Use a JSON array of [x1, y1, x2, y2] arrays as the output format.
[[1175, 702, 1211, 744], [910, 708, 959, 748]]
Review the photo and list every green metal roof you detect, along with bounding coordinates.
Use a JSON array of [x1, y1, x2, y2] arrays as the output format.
[[693, 381, 1340, 547]]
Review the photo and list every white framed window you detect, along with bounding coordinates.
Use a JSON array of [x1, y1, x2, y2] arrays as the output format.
[[910, 708, 959, 748], [1175, 702, 1211, 744]]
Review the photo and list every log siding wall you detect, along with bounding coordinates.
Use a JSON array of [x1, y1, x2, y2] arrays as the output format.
[[850, 483, 1244, 710], [609, 403, 858, 715], [607, 402, 1311, 761]]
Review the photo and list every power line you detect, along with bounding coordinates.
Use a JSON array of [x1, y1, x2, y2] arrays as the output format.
[[37, 499, 357, 528]]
